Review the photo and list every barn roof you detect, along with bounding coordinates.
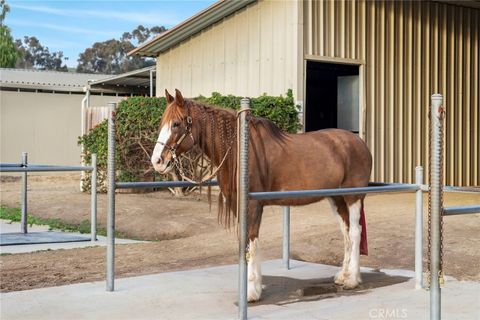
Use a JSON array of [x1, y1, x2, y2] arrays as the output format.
[[87, 66, 155, 95], [130, 0, 480, 58], [0, 68, 107, 93], [129, 0, 256, 57]]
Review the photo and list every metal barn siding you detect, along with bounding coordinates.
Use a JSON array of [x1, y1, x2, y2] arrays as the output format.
[[304, 0, 479, 186], [156, 0, 302, 99]]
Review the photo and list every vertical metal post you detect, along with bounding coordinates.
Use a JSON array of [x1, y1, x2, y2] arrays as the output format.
[[91, 154, 97, 242], [238, 98, 250, 320], [80, 87, 91, 191], [283, 206, 290, 270], [107, 102, 117, 292], [415, 166, 423, 289], [149, 70, 153, 97], [429, 94, 443, 320], [20, 152, 28, 234]]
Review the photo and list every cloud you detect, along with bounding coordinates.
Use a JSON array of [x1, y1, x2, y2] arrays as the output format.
[[10, 3, 183, 26], [8, 19, 121, 38]]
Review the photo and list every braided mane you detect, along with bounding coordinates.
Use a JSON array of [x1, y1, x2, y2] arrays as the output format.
[[180, 99, 287, 227]]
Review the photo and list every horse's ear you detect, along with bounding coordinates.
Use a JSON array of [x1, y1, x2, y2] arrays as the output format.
[[165, 89, 174, 104], [175, 89, 184, 107]]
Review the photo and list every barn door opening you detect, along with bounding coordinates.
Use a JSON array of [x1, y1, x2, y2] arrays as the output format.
[[305, 61, 360, 133]]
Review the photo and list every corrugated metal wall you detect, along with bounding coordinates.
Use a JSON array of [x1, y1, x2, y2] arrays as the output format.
[[304, 0, 479, 186], [156, 0, 301, 99]]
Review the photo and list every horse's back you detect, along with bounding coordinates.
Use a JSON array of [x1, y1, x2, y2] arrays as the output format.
[[264, 128, 371, 195]]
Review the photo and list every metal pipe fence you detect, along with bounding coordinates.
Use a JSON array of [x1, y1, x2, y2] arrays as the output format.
[[429, 94, 443, 320], [282, 206, 290, 270], [249, 184, 419, 201], [0, 166, 94, 172], [107, 102, 116, 292], [0, 153, 98, 238], [237, 98, 250, 320], [415, 166, 424, 290], [443, 205, 480, 216], [102, 94, 477, 320], [116, 180, 218, 189]]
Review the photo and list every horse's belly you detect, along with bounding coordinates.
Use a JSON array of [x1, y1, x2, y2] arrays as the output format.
[[263, 196, 326, 207]]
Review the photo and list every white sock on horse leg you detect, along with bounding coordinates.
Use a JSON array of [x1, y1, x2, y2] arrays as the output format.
[[328, 198, 351, 284], [247, 238, 262, 302], [345, 200, 362, 288]]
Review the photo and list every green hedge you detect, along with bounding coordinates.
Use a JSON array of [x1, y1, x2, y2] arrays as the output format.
[[78, 90, 300, 191]]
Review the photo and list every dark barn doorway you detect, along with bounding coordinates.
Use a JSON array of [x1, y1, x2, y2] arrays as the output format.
[[305, 61, 360, 133]]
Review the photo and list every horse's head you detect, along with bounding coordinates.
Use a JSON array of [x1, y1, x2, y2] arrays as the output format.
[[151, 89, 195, 174]]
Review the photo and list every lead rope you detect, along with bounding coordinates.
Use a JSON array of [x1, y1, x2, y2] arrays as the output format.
[[172, 109, 250, 186], [426, 105, 445, 289], [173, 145, 231, 184]]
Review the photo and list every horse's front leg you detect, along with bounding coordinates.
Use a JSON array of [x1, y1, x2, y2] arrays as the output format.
[[246, 200, 263, 302]]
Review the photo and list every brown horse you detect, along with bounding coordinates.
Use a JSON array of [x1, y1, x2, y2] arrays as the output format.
[[151, 89, 372, 302]]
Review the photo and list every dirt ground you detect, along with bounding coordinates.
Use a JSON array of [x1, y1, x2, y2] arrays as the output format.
[[0, 174, 479, 292]]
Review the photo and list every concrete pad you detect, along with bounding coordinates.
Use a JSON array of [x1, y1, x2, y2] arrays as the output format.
[[1, 232, 90, 246], [0, 220, 143, 254], [1, 260, 479, 320]]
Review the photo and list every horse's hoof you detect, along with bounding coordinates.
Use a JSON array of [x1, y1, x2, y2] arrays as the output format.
[[247, 281, 262, 302], [343, 277, 360, 290], [357, 275, 363, 284], [334, 271, 347, 285]]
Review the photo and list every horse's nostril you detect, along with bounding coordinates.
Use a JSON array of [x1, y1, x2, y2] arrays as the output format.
[[153, 157, 162, 165]]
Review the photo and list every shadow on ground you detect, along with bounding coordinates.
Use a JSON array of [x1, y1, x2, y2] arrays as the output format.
[[248, 271, 410, 306]]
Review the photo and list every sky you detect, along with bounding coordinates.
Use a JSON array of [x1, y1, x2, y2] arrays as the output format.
[[5, 0, 217, 67]]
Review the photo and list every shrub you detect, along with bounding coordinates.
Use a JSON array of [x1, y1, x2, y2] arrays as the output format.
[[197, 89, 300, 133], [79, 90, 300, 191]]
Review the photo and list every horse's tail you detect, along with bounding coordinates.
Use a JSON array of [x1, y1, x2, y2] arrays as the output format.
[[359, 199, 368, 256]]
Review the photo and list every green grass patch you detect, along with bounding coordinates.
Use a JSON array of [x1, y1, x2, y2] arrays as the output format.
[[0, 205, 127, 238]]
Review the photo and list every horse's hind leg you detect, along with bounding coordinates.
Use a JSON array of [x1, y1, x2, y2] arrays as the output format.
[[247, 200, 263, 302], [343, 196, 363, 289], [328, 197, 351, 285]]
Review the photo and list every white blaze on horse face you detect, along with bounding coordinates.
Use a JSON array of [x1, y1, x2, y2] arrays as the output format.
[[247, 238, 262, 302], [345, 200, 362, 288], [151, 123, 172, 173]]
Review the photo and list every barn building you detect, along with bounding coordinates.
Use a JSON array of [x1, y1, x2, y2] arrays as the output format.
[[1, 67, 156, 166], [130, 0, 479, 186]]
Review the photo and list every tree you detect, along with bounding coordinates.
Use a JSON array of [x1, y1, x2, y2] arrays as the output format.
[[0, 0, 21, 68], [15, 36, 68, 71], [77, 25, 166, 74]]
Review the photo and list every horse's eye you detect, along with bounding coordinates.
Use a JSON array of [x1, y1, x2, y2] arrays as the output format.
[[172, 122, 180, 128]]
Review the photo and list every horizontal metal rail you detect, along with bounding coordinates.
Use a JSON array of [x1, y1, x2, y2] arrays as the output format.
[[116, 180, 218, 189], [443, 205, 480, 216], [444, 186, 480, 193], [0, 163, 60, 168], [0, 163, 23, 167], [0, 166, 94, 173], [249, 184, 419, 201]]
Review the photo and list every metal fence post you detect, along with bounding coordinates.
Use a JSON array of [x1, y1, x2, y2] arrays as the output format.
[[415, 166, 423, 289], [283, 206, 290, 270], [238, 98, 250, 320], [91, 154, 97, 242], [429, 94, 443, 320], [21, 152, 28, 234], [107, 102, 117, 292]]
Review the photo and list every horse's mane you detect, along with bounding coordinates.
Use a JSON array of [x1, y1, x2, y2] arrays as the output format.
[[167, 99, 287, 227], [161, 101, 187, 126]]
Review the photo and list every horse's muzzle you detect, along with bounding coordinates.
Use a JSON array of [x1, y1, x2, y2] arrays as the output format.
[[152, 159, 173, 174]]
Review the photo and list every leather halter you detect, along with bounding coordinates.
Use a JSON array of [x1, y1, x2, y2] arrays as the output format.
[[157, 113, 194, 159], [156, 106, 244, 184]]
